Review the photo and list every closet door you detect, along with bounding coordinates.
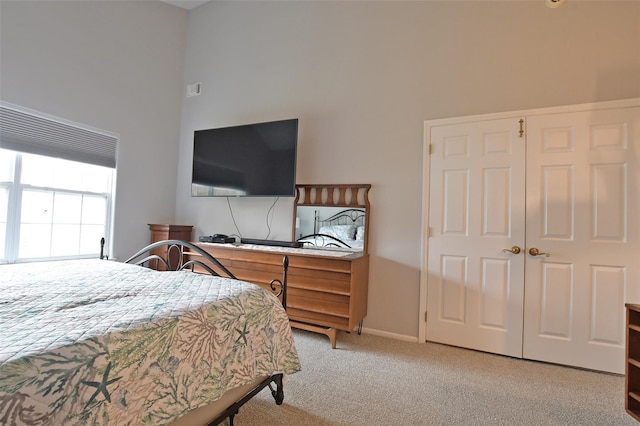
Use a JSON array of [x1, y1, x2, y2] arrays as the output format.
[[523, 107, 640, 374], [426, 118, 526, 358]]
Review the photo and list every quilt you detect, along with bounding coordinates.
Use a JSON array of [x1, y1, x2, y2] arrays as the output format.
[[0, 259, 301, 425]]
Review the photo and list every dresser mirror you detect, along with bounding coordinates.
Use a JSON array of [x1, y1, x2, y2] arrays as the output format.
[[292, 184, 371, 254]]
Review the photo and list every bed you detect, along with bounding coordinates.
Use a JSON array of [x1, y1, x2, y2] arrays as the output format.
[[296, 208, 366, 250], [0, 240, 301, 426]]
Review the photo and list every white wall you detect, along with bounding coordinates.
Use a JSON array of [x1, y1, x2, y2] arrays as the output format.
[[2, 1, 638, 339], [177, 1, 640, 339], [0, 1, 188, 259]]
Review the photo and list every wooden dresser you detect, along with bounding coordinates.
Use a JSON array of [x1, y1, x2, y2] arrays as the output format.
[[148, 185, 372, 348], [194, 242, 369, 348]]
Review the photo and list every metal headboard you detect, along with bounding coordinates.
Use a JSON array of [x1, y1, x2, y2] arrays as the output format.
[[313, 208, 366, 233]]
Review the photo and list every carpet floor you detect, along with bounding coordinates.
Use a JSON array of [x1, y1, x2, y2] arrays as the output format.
[[233, 329, 636, 425]]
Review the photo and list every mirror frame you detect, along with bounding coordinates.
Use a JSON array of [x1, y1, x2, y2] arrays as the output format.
[[292, 184, 371, 254]]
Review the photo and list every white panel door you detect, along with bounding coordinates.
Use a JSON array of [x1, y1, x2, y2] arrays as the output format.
[[425, 103, 640, 373], [523, 107, 640, 374], [426, 118, 526, 357]]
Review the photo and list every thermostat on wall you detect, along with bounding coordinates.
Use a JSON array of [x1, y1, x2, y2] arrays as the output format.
[[186, 82, 202, 97], [545, 0, 566, 8]]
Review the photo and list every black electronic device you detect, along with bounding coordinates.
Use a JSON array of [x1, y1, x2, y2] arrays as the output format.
[[191, 118, 298, 197], [240, 238, 303, 248], [199, 235, 235, 244]]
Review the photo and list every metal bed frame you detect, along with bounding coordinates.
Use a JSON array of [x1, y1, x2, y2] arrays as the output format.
[[122, 239, 290, 426]]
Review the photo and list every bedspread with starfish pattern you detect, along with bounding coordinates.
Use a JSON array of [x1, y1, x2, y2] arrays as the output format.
[[0, 259, 301, 425]]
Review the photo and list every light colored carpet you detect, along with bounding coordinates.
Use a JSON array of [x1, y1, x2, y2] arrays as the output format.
[[233, 329, 636, 425]]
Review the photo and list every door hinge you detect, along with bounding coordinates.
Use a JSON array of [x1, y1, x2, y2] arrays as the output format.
[[426, 227, 432, 238], [519, 118, 525, 138], [428, 144, 433, 155], [424, 311, 428, 322]]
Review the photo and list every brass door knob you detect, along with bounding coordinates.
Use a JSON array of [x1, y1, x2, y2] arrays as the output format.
[[529, 247, 550, 257], [502, 246, 522, 254]]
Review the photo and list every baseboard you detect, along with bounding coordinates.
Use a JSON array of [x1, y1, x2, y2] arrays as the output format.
[[293, 324, 420, 344], [359, 327, 419, 343]]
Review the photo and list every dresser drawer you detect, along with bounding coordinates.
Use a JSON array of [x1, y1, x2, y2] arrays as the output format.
[[288, 271, 351, 295], [287, 308, 349, 330]]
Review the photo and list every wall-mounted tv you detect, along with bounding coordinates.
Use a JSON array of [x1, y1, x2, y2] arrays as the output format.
[[191, 118, 298, 197]]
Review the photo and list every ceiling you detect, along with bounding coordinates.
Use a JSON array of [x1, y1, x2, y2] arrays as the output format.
[[145, 0, 578, 12], [160, 0, 591, 12], [161, 0, 211, 10]]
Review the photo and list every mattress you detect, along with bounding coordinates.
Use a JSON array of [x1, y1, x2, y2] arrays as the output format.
[[0, 259, 301, 425]]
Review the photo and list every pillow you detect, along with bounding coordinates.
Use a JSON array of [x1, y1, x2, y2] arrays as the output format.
[[318, 225, 356, 241], [355, 225, 365, 241]]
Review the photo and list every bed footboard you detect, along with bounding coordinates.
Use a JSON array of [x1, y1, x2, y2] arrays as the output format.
[[124, 239, 237, 278], [126, 239, 292, 424]]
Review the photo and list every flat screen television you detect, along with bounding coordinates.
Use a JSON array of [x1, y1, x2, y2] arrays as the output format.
[[191, 118, 298, 197]]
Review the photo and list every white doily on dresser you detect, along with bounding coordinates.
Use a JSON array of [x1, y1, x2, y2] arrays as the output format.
[[230, 243, 355, 257]]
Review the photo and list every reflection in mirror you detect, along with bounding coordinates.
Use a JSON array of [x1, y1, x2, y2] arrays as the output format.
[[295, 206, 366, 251], [292, 184, 371, 254]]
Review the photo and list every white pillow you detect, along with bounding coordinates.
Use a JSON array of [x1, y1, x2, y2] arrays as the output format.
[[319, 225, 356, 241], [355, 225, 365, 241]]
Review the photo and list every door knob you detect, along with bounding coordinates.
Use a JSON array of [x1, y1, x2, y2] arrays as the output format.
[[502, 246, 522, 254], [529, 247, 550, 257]]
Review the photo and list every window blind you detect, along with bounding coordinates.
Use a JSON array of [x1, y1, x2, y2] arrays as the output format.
[[0, 103, 118, 168]]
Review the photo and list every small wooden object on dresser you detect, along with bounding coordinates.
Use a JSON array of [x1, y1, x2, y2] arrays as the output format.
[[148, 224, 193, 270], [626, 303, 640, 422]]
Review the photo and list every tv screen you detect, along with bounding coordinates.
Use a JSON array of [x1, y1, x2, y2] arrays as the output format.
[[191, 118, 298, 197]]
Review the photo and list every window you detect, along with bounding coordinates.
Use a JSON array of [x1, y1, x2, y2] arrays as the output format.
[[1, 103, 117, 263], [0, 149, 114, 263]]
